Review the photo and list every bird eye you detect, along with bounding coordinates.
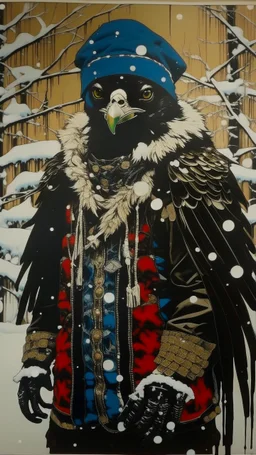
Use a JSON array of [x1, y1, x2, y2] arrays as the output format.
[[92, 87, 104, 99], [141, 88, 154, 101]]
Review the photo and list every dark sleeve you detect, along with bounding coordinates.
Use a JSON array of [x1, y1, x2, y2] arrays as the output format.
[[16, 159, 72, 367], [154, 215, 217, 383]]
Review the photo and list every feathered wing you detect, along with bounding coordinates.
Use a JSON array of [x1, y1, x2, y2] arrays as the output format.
[[168, 147, 256, 452], [16, 152, 73, 325]]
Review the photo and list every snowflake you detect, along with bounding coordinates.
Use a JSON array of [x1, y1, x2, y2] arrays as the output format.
[[176, 14, 183, 20], [103, 359, 114, 371], [161, 77, 166, 82], [222, 220, 235, 232], [230, 265, 244, 279], [133, 181, 150, 197], [130, 65, 136, 72], [150, 198, 163, 211], [208, 252, 217, 261], [242, 158, 252, 168], [136, 45, 147, 55], [166, 421, 175, 431], [154, 436, 163, 444]]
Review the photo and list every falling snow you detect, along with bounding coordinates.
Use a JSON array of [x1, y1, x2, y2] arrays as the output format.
[[151, 198, 163, 211], [222, 220, 235, 232], [166, 421, 175, 431], [103, 359, 114, 371], [154, 436, 163, 444], [208, 252, 217, 261], [133, 181, 150, 197], [230, 265, 244, 279], [136, 45, 147, 55]]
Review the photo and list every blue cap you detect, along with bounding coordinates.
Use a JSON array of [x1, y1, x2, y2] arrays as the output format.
[[75, 19, 186, 100]]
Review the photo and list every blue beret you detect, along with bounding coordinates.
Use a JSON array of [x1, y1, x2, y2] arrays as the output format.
[[75, 19, 186, 100]]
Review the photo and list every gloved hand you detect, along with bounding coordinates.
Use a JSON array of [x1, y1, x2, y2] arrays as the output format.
[[117, 374, 194, 442], [15, 367, 53, 423]]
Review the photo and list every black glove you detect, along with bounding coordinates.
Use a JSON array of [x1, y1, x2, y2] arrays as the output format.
[[17, 369, 53, 424], [117, 375, 192, 442]]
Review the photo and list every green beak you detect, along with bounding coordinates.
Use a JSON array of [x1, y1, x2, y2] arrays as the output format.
[[104, 103, 145, 135]]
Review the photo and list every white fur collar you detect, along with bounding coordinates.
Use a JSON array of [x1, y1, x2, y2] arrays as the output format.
[[57, 100, 205, 238]]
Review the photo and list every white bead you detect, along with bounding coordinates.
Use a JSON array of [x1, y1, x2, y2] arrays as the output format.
[[104, 292, 115, 303], [151, 198, 163, 211], [195, 247, 200, 252], [190, 295, 198, 303], [89, 173, 94, 178], [103, 359, 114, 371], [116, 375, 123, 382], [96, 185, 101, 190], [85, 339, 90, 344]]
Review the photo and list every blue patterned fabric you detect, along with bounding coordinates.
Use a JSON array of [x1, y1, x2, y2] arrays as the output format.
[[75, 19, 186, 99], [82, 245, 122, 424]]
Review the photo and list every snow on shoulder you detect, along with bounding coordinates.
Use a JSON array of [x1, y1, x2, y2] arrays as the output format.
[[0, 140, 60, 167]]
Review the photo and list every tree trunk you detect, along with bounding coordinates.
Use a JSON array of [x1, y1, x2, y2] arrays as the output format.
[[226, 6, 240, 155]]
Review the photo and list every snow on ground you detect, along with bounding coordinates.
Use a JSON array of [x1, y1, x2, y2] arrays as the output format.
[[6, 170, 44, 195], [0, 140, 60, 167], [0, 327, 51, 455], [0, 227, 30, 260], [0, 198, 37, 227]]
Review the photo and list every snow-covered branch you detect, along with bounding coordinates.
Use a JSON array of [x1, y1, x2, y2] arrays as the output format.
[[205, 7, 256, 59], [0, 3, 35, 33], [6, 171, 44, 195], [211, 79, 256, 145], [0, 141, 60, 168], [2, 98, 82, 129], [0, 198, 37, 228], [0, 5, 87, 62], [0, 5, 123, 106]]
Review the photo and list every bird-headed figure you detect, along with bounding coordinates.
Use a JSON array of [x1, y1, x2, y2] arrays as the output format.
[[14, 19, 256, 455]]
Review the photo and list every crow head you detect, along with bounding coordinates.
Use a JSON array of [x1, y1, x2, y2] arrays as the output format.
[[84, 75, 182, 159]]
